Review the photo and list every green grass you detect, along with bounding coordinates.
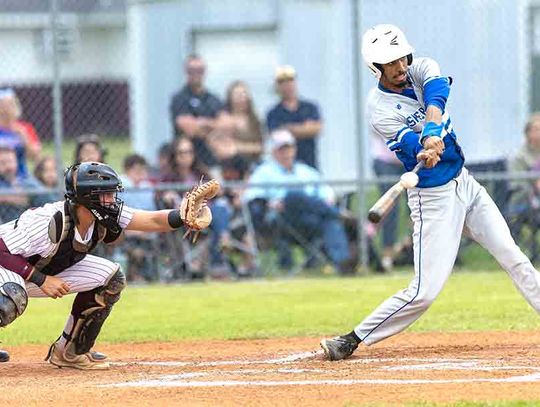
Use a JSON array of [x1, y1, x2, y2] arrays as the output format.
[[3, 270, 539, 346]]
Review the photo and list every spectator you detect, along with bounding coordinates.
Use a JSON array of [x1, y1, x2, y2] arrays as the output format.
[[74, 133, 106, 164], [219, 156, 258, 277], [170, 54, 225, 167], [121, 154, 156, 211], [0, 89, 30, 177], [222, 81, 264, 166], [266, 65, 322, 169], [0, 89, 41, 161], [206, 127, 240, 167], [120, 154, 158, 282], [372, 135, 405, 271], [33, 156, 60, 206], [160, 137, 208, 187], [507, 113, 540, 235], [159, 137, 232, 277], [148, 142, 173, 183], [0, 145, 40, 222], [244, 129, 351, 274]]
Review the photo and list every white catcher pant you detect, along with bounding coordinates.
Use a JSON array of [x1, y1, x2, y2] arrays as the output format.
[[0, 254, 119, 299], [355, 167, 540, 345]]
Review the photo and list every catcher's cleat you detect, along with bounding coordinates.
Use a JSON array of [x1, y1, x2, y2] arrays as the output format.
[[0, 349, 9, 362], [320, 335, 359, 361], [46, 343, 109, 370]]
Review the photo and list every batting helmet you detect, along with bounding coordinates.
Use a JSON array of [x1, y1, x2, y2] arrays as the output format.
[[64, 162, 124, 233], [361, 24, 415, 79]]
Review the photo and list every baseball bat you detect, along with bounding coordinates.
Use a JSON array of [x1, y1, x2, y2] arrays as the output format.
[[367, 161, 425, 224]]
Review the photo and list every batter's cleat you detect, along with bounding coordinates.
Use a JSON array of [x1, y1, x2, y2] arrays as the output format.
[[46, 343, 109, 370], [320, 335, 359, 361], [0, 349, 9, 362], [87, 350, 107, 362]]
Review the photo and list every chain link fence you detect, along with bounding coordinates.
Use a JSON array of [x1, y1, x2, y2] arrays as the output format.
[[1, 0, 540, 281]]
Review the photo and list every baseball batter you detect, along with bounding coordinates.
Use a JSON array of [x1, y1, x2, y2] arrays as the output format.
[[321, 24, 540, 360], [0, 161, 217, 369]]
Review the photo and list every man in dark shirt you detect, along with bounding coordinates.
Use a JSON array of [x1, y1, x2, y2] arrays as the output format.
[[266, 65, 322, 169], [170, 54, 225, 166]]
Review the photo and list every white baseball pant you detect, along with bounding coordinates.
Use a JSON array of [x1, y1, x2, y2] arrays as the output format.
[[0, 254, 119, 299], [355, 167, 540, 345]]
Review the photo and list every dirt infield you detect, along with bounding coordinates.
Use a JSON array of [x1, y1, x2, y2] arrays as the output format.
[[1, 331, 540, 406]]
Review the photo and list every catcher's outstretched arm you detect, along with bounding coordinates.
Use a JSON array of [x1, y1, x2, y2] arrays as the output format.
[[125, 209, 183, 232], [126, 179, 220, 233]]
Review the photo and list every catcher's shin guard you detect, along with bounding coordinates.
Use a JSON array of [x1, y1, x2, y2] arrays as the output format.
[[0, 282, 28, 327], [61, 268, 126, 356], [0, 349, 9, 362]]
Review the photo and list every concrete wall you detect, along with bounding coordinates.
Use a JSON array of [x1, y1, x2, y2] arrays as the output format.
[[0, 15, 127, 83]]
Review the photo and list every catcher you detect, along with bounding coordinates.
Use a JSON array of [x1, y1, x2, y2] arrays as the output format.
[[0, 161, 219, 369]]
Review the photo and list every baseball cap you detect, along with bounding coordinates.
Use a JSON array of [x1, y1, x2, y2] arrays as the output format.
[[275, 65, 296, 82], [270, 129, 296, 150]]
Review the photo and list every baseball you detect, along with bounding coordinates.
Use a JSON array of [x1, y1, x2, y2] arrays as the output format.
[[400, 172, 419, 189]]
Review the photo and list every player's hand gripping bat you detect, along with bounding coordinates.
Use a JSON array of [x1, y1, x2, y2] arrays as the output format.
[[368, 161, 425, 224]]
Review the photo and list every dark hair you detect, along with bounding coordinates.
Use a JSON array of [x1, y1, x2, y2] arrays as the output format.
[[185, 54, 203, 66], [220, 155, 249, 180], [33, 156, 56, 185], [123, 153, 148, 171], [74, 133, 106, 163], [224, 81, 262, 138], [167, 137, 209, 181]]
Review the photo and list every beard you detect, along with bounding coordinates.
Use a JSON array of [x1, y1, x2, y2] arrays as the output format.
[[396, 80, 408, 88]]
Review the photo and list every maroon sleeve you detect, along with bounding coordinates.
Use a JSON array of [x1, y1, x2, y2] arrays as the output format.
[[0, 238, 34, 280]]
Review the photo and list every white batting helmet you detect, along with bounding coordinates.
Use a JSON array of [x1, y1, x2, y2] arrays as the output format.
[[361, 24, 415, 79]]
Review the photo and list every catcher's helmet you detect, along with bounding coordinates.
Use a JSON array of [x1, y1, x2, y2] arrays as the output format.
[[361, 24, 415, 79], [64, 162, 124, 233]]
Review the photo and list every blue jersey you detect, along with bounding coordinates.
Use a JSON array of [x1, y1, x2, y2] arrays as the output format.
[[366, 57, 464, 188]]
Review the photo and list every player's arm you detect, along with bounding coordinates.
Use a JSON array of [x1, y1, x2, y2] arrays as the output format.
[[377, 115, 423, 161], [415, 57, 452, 153], [125, 209, 182, 232], [0, 214, 68, 298], [375, 118, 440, 169]]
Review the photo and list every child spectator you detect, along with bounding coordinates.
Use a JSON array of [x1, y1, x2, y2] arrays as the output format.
[[0, 89, 31, 177], [33, 155, 60, 206], [74, 133, 106, 163], [120, 154, 158, 282], [0, 145, 40, 222]]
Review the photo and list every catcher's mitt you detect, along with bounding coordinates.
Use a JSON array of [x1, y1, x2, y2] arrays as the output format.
[[180, 179, 220, 241]]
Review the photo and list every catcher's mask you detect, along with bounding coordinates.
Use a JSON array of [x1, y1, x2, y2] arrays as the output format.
[[64, 162, 124, 233]]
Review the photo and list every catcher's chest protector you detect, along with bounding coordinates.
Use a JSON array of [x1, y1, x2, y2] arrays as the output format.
[[27, 201, 108, 275]]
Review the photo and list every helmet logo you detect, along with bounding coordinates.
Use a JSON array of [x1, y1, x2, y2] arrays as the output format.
[[390, 35, 399, 46], [90, 208, 104, 221]]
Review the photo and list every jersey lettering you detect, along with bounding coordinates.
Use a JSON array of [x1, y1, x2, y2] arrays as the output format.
[[406, 107, 426, 128]]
